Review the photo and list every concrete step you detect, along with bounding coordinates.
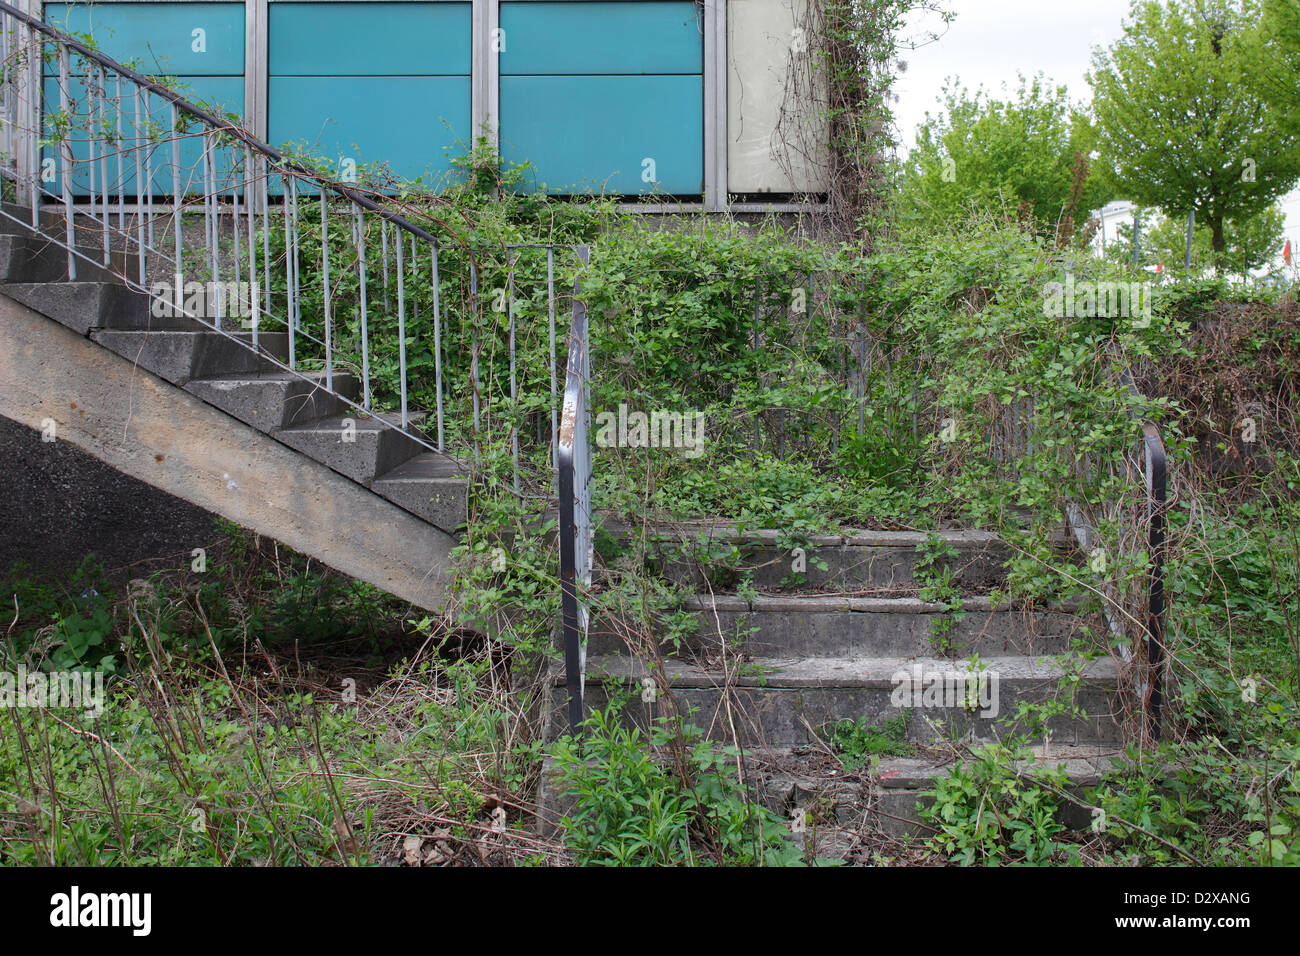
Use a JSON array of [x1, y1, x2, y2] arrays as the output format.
[[372, 451, 469, 534], [550, 653, 1123, 748], [1, 281, 133, 335], [610, 524, 1015, 590], [275, 411, 428, 486], [0, 204, 140, 274], [89, 329, 289, 386], [0, 279, 239, 335], [752, 743, 1121, 843], [589, 594, 1088, 659], [0, 233, 120, 285], [185, 371, 358, 432], [535, 743, 1122, 845]]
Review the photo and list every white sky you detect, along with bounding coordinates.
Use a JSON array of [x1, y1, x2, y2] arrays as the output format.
[[890, 0, 1300, 266]]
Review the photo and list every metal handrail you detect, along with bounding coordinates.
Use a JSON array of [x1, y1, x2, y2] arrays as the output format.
[[1140, 421, 1168, 742], [0, 4, 592, 492], [1085, 364, 1169, 745], [0, 1, 443, 246], [557, 246, 591, 735]]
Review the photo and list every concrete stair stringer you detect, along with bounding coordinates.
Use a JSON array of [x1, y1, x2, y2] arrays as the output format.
[[0, 292, 456, 611]]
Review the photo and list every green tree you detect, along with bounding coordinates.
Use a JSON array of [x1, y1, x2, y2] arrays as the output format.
[[895, 75, 1110, 241], [1248, 0, 1300, 137], [1089, 0, 1300, 271]]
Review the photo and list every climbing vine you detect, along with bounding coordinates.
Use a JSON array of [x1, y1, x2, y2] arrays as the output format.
[[776, 0, 954, 244]]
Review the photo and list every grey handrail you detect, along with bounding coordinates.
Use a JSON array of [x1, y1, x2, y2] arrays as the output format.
[[0, 0, 444, 247], [1141, 421, 1168, 742], [556, 246, 591, 734]]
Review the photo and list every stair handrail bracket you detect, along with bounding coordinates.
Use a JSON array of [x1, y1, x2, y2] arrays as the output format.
[[556, 245, 591, 736]]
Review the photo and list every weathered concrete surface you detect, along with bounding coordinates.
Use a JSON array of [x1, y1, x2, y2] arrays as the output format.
[[753, 744, 1122, 840], [185, 373, 355, 432], [534, 743, 1122, 844], [372, 452, 469, 534], [277, 412, 425, 485], [89, 329, 289, 385], [588, 595, 1087, 659], [0, 293, 457, 610], [550, 654, 1123, 747], [0, 282, 155, 335], [593, 520, 1070, 590]]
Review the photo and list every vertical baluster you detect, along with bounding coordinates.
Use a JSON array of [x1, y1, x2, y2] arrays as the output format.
[[170, 103, 181, 315], [409, 234, 418, 344], [132, 85, 144, 284], [289, 176, 300, 333], [97, 67, 108, 264], [1, 23, 10, 183], [204, 132, 219, 328], [245, 146, 256, 347], [261, 160, 269, 315], [547, 246, 556, 469], [380, 219, 389, 311], [231, 146, 241, 333], [321, 189, 331, 390], [87, 69, 97, 262], [144, 90, 153, 256], [56, 42, 75, 279], [1, 20, 9, 163], [509, 249, 519, 494], [432, 243, 444, 451], [471, 259, 480, 435], [354, 205, 371, 409], [282, 173, 295, 369], [115, 74, 124, 233], [395, 224, 408, 429], [28, 24, 39, 227], [2, 22, 9, 177]]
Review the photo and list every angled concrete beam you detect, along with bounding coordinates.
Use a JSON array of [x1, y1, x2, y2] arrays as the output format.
[[0, 293, 456, 611]]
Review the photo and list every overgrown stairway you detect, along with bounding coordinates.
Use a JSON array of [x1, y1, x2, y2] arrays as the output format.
[[541, 522, 1124, 844], [0, 206, 468, 607]]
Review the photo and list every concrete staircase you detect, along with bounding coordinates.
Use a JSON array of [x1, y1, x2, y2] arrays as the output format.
[[0, 209, 1126, 850], [0, 207, 468, 608], [541, 524, 1124, 844]]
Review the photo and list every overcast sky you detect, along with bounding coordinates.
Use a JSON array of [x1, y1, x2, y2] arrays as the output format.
[[889, 0, 1300, 265]]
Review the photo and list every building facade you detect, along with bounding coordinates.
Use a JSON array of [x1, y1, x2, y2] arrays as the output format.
[[31, 0, 828, 209]]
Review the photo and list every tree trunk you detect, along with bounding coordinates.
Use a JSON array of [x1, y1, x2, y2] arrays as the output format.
[[1209, 215, 1227, 273]]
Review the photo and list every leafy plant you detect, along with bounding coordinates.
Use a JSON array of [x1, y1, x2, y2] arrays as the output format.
[[550, 705, 808, 866], [824, 711, 916, 770]]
